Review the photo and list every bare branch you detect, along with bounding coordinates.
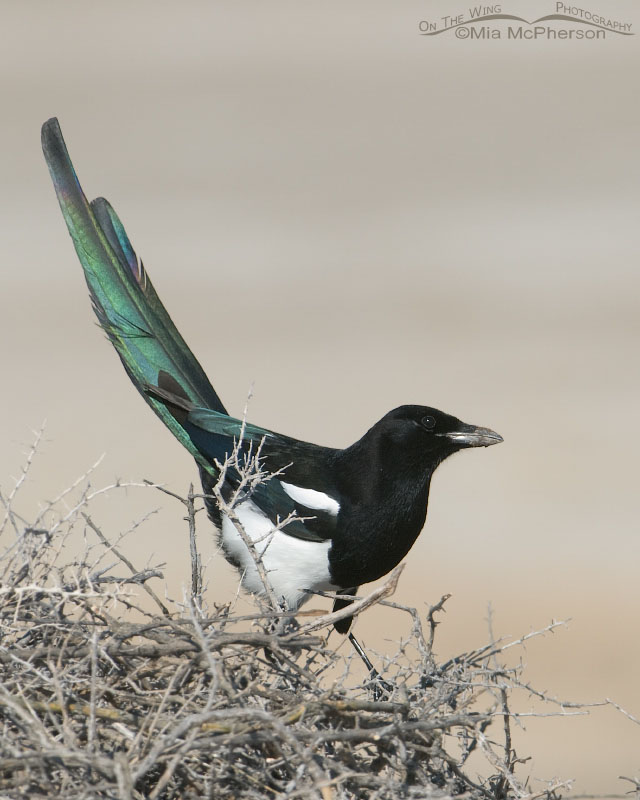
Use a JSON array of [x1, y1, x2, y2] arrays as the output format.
[[1, 445, 634, 799]]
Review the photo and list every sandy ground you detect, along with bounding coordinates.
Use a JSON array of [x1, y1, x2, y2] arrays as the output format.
[[1, 2, 639, 794]]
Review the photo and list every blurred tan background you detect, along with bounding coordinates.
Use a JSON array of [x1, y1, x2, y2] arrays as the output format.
[[1, 1, 639, 794]]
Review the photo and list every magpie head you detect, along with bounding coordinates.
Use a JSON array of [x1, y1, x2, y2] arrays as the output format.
[[371, 405, 503, 469]]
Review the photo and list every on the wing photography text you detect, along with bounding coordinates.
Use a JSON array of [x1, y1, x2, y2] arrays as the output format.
[[419, 2, 633, 40]]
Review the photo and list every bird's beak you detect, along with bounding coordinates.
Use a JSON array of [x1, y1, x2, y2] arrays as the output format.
[[438, 424, 503, 448]]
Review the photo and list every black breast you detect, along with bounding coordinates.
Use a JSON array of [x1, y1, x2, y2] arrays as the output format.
[[328, 473, 432, 588]]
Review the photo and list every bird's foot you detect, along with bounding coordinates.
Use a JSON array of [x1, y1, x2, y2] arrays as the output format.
[[274, 615, 300, 635], [369, 673, 394, 702], [348, 632, 394, 701]]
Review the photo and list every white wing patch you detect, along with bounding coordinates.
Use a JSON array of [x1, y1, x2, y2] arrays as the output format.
[[280, 481, 340, 516], [220, 499, 337, 611]]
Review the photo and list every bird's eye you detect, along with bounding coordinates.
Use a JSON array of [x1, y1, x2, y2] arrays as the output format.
[[421, 415, 436, 430]]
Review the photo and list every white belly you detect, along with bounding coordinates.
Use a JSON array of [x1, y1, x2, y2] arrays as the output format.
[[220, 498, 337, 610]]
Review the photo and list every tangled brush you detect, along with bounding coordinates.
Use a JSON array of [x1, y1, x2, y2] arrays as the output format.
[[0, 431, 609, 799]]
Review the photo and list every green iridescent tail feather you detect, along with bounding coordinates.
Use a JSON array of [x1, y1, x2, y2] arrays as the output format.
[[41, 118, 226, 474]]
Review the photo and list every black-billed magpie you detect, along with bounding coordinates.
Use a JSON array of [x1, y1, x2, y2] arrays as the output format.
[[41, 117, 502, 642]]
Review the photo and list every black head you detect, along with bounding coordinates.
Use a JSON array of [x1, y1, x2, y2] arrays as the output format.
[[362, 405, 503, 473], [331, 406, 502, 591]]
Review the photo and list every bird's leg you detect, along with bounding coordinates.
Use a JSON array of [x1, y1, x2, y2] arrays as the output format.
[[348, 632, 394, 700]]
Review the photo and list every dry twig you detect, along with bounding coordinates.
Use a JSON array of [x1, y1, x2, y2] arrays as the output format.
[[1, 430, 637, 799]]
